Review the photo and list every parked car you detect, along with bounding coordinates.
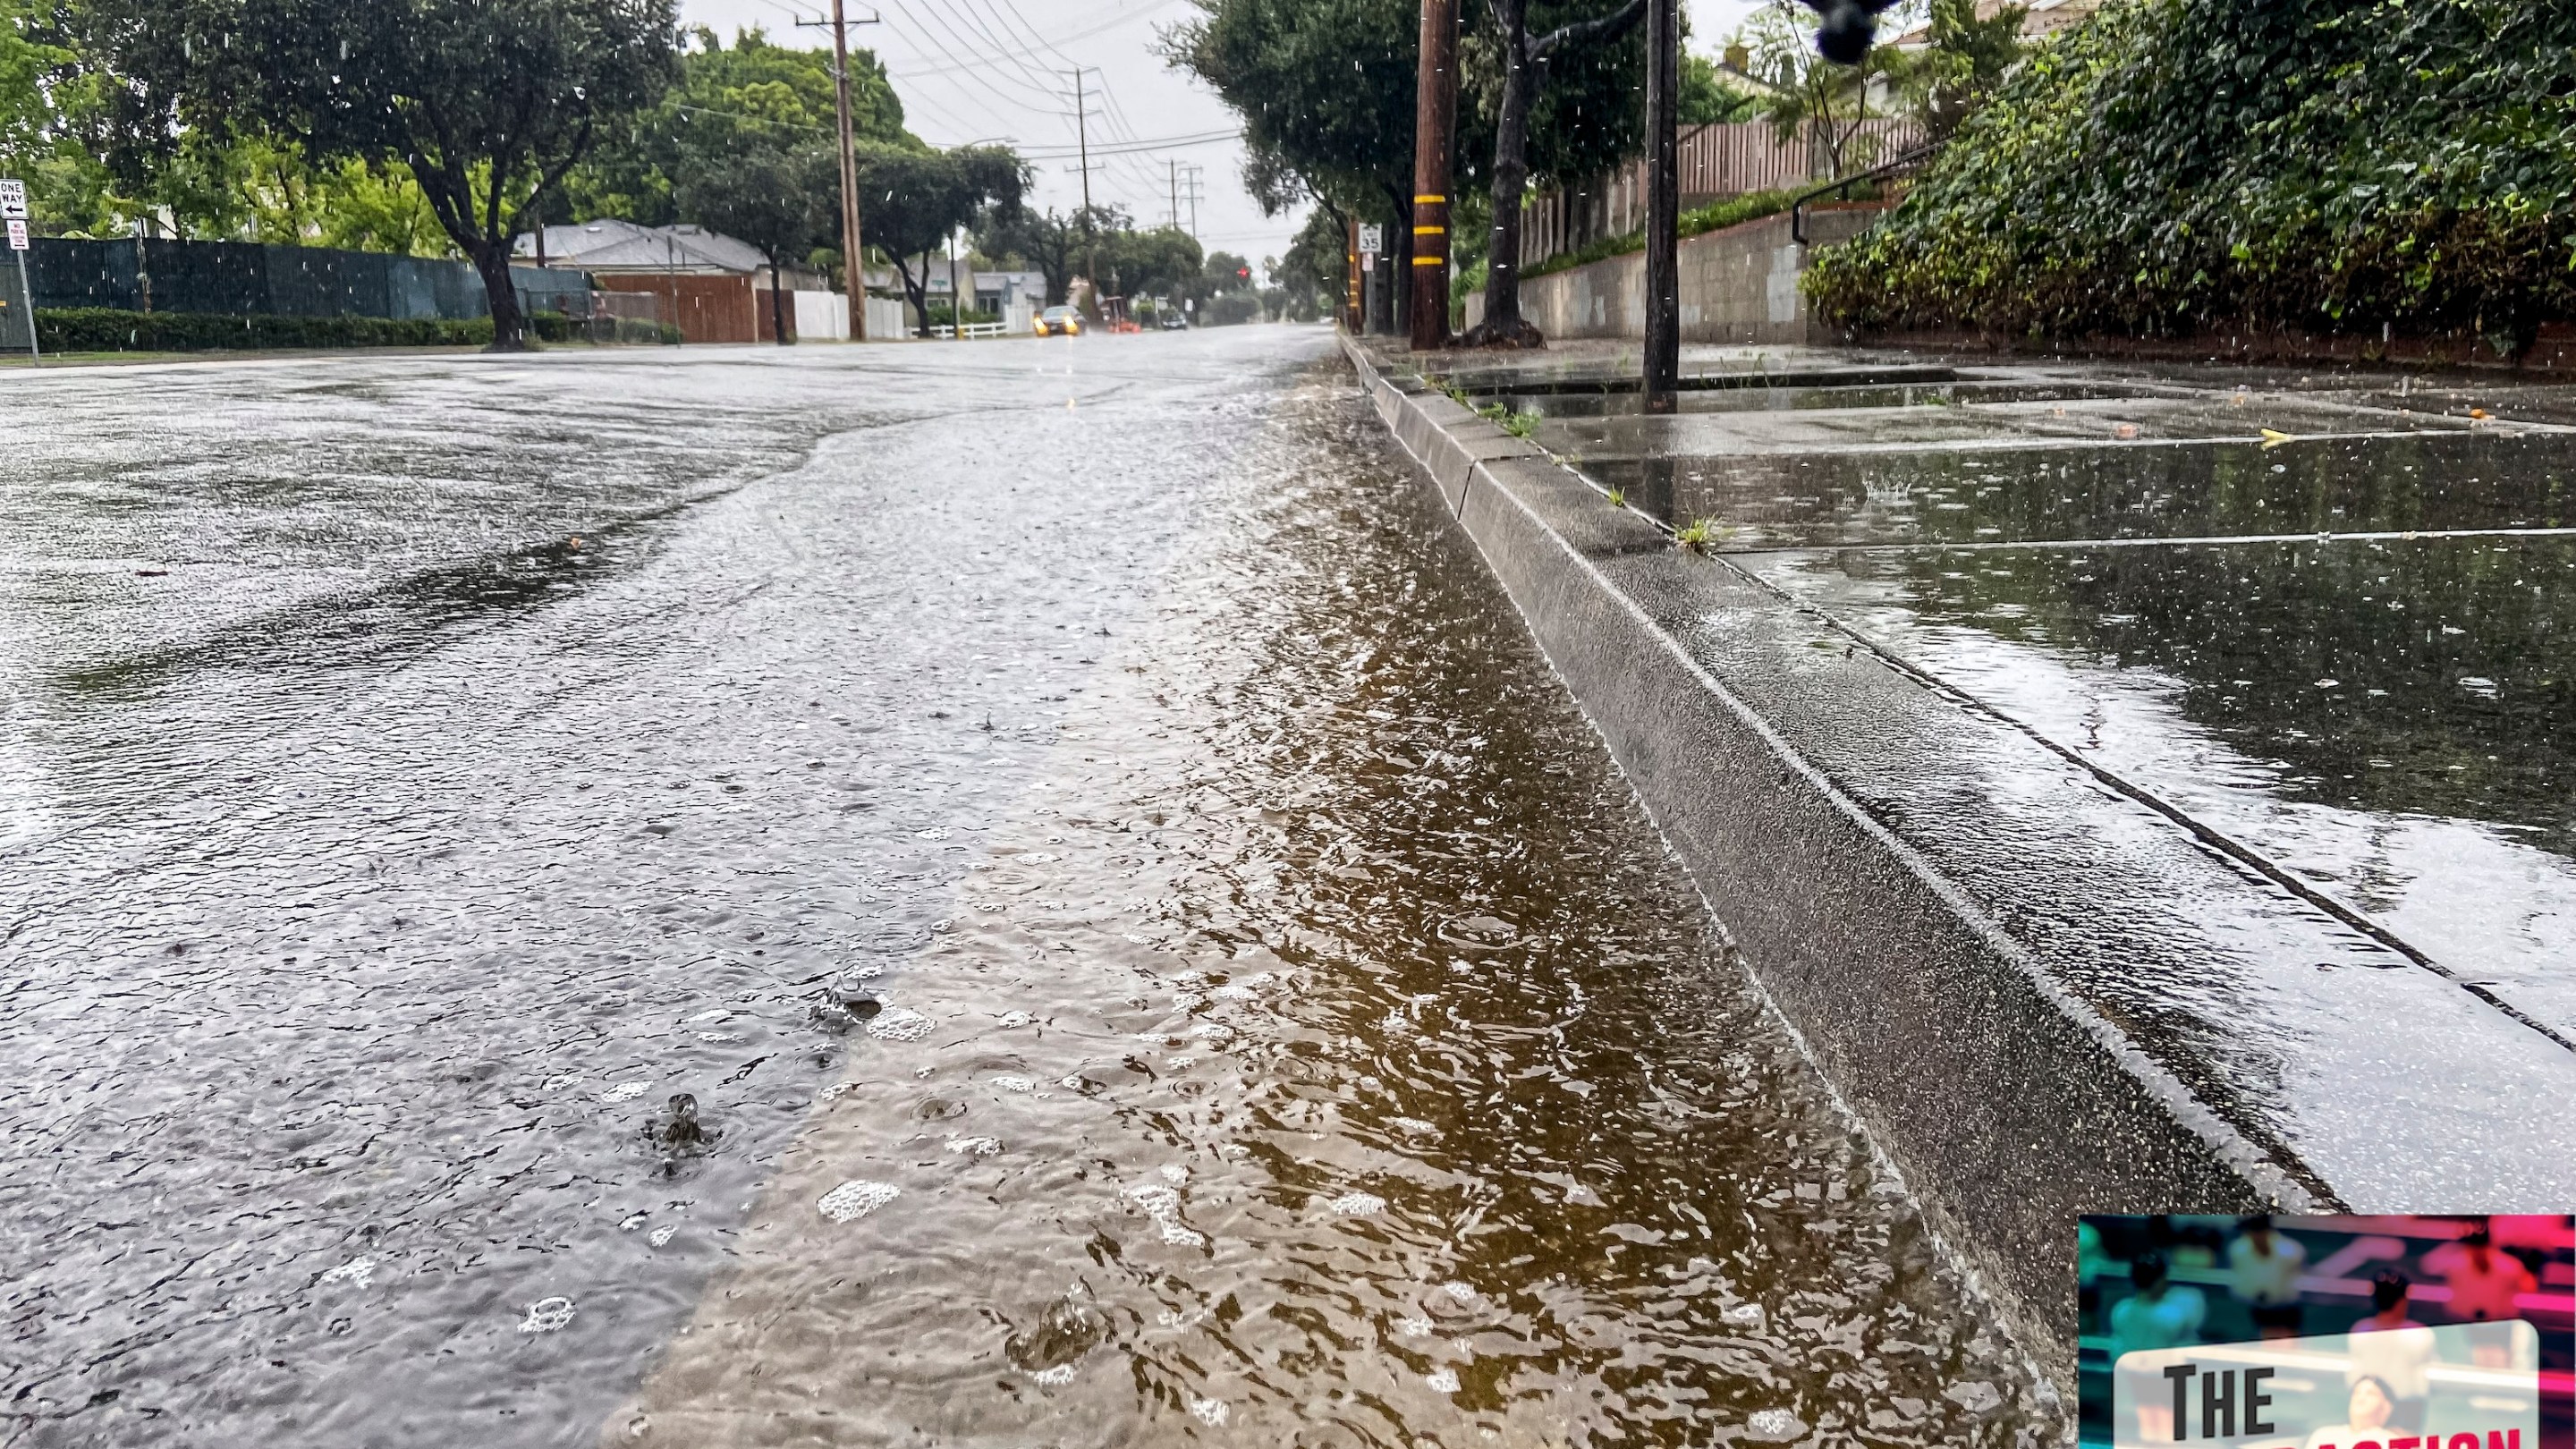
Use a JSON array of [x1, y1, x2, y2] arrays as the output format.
[[1033, 305, 1083, 337], [1158, 309, 1189, 331]]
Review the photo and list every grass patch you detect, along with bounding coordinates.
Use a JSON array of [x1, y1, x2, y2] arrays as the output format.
[[1521, 187, 1809, 282]]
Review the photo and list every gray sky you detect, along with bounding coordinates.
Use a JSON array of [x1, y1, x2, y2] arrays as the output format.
[[675, 0, 1768, 272]]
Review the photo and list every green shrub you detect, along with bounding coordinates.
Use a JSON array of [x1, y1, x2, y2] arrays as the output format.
[[530, 309, 574, 343], [1804, 0, 2576, 352], [36, 309, 495, 352]]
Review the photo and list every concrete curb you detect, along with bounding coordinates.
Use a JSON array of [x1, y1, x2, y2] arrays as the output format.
[[1340, 335, 2325, 1387]]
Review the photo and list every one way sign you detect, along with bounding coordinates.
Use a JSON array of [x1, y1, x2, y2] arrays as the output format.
[[0, 180, 25, 221]]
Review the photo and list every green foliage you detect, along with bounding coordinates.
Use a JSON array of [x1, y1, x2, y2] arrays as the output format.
[[1098, 225, 1205, 299], [1165, 0, 1428, 227], [674, 129, 834, 271], [979, 204, 1123, 306], [84, 0, 681, 344], [1895, 0, 2026, 142], [1806, 0, 2576, 352], [1603, 484, 1625, 506], [1674, 519, 1713, 550], [569, 27, 905, 227], [1519, 186, 1803, 280], [1679, 53, 1762, 125], [1738, 0, 1897, 178], [857, 143, 1026, 335], [37, 307, 493, 352], [1202, 290, 1264, 326]]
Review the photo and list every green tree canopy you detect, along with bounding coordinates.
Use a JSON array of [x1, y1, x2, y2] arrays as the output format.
[[83, 0, 681, 347], [855, 142, 1025, 336], [674, 127, 835, 343], [569, 26, 905, 227]]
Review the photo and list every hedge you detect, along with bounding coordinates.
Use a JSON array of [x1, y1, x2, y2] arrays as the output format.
[[37, 309, 496, 352], [1804, 0, 2576, 353]]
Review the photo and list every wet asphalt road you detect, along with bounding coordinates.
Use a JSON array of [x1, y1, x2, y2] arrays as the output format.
[[0, 330, 2044, 1447]]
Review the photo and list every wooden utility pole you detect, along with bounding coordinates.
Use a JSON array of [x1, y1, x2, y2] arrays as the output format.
[[816, 3, 880, 341], [1642, 0, 1681, 411], [1408, 0, 1460, 352]]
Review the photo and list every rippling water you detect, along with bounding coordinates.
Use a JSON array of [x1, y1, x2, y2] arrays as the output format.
[[616, 369, 2053, 1447], [0, 339, 2050, 1447]]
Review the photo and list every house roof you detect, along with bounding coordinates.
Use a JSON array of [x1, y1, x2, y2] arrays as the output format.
[[512, 219, 772, 275]]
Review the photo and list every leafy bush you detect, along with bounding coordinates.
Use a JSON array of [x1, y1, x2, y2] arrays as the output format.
[[1521, 186, 1805, 281], [1805, 0, 2576, 352], [38, 309, 495, 352]]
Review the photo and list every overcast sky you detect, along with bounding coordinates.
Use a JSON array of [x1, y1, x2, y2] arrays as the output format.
[[675, 0, 1768, 271]]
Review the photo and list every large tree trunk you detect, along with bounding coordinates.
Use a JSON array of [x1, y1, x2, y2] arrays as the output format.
[[1464, 4, 1544, 348], [470, 242, 530, 352], [770, 259, 790, 345], [1462, 0, 1647, 350]]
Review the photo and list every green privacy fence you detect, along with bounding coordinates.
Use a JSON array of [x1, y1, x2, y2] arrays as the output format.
[[0, 237, 594, 350]]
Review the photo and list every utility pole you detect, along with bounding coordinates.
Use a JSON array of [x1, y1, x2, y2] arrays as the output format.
[[1169, 158, 1180, 231], [802, 4, 882, 341], [1183, 165, 1206, 241], [1642, 0, 1681, 411], [1067, 68, 1098, 306], [1409, 0, 1460, 352]]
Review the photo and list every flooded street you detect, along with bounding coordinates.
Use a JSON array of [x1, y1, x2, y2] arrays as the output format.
[[0, 332, 2047, 1447]]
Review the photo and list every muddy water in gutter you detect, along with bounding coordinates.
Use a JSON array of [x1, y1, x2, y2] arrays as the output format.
[[615, 374, 2053, 1448]]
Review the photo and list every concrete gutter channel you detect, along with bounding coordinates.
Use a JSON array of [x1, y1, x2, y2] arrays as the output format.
[[1337, 335, 2576, 1391]]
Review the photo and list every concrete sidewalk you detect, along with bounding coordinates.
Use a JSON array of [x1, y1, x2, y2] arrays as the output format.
[[1343, 335, 2576, 1382]]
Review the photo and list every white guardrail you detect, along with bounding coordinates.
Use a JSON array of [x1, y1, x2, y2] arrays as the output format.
[[927, 321, 1010, 340]]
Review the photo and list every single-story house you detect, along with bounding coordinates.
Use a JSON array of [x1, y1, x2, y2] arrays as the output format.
[[510, 219, 829, 343]]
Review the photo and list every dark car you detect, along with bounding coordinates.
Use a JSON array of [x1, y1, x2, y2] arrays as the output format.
[[1158, 309, 1189, 331]]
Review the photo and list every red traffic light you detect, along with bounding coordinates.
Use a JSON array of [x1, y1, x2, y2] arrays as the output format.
[[1236, 267, 1249, 278]]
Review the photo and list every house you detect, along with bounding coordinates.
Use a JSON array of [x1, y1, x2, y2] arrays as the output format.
[[1885, 0, 2106, 48], [510, 219, 830, 343]]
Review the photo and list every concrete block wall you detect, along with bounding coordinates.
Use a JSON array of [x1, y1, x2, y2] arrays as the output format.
[[1462, 204, 1885, 345]]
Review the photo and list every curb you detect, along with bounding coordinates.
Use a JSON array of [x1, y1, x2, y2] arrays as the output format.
[[1339, 335, 2324, 1387]]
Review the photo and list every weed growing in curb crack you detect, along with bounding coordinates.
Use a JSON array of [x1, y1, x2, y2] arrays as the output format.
[[1604, 486, 1626, 508], [1674, 520, 1714, 552]]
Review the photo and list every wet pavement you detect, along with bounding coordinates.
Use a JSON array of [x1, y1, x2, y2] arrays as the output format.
[[0, 333, 2052, 1447], [1431, 343, 2576, 1120]]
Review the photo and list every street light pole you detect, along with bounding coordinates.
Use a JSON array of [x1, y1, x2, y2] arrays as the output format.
[[1642, 0, 1681, 411], [1409, 0, 1459, 352]]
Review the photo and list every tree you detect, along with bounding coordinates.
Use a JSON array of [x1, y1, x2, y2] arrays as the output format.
[[1894, 0, 2026, 142], [1680, 52, 1763, 125], [979, 205, 1106, 306], [852, 142, 1025, 337], [1165, 0, 1427, 329], [1459, 0, 1647, 348], [1739, 0, 1895, 181], [570, 26, 906, 228], [674, 130, 834, 344], [85, 0, 681, 349], [1099, 224, 1204, 301]]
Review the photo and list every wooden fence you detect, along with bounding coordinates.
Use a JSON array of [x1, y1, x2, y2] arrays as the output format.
[[1516, 118, 1924, 268]]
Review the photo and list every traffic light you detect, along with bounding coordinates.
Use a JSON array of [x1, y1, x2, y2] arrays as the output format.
[[1801, 0, 1900, 64]]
